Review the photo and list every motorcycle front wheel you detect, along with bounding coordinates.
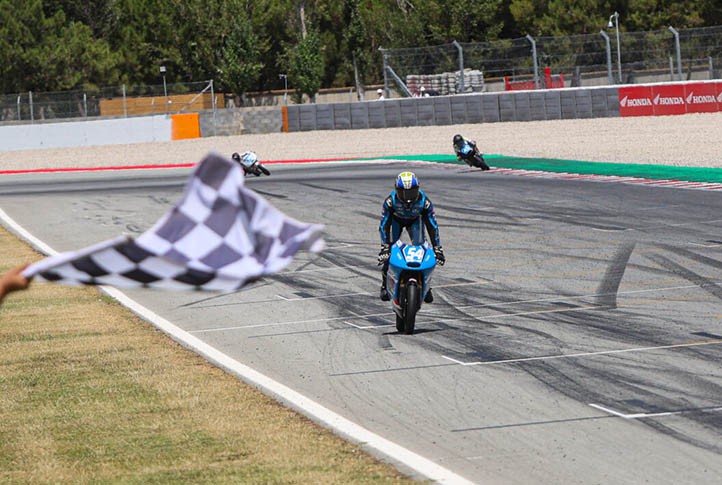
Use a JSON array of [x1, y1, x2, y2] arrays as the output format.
[[259, 164, 271, 176], [402, 281, 419, 335]]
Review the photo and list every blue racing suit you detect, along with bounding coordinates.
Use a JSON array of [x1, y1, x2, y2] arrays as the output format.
[[379, 189, 440, 247], [379, 189, 441, 285]]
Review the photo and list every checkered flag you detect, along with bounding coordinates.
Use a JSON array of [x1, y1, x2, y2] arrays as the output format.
[[22, 152, 325, 291]]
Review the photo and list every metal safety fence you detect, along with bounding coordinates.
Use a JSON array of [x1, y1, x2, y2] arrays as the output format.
[[1, 81, 215, 123], [380, 24, 722, 95]]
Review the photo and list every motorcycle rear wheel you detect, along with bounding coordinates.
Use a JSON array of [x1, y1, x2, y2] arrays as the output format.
[[473, 153, 490, 171]]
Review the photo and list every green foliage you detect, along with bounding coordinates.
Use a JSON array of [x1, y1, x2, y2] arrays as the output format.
[[218, 14, 265, 98], [1, 0, 722, 95], [510, 0, 615, 36], [626, 0, 717, 30], [0, 0, 118, 92], [285, 28, 325, 103]]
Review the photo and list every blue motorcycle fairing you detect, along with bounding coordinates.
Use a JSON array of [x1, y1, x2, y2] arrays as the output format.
[[389, 241, 436, 271], [387, 242, 436, 304], [460, 144, 472, 155]]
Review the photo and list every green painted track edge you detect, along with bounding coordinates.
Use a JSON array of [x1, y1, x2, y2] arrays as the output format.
[[364, 154, 722, 183]]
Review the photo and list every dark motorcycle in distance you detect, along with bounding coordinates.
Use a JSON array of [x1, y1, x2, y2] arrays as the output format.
[[232, 152, 271, 177], [458, 143, 490, 170]]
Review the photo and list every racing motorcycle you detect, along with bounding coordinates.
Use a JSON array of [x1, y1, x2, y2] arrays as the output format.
[[457, 142, 490, 170], [232, 152, 271, 177], [386, 241, 437, 335]]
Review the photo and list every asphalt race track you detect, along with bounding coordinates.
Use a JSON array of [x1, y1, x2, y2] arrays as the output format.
[[2, 161, 721, 484]]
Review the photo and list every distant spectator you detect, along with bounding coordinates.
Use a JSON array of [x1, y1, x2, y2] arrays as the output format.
[[414, 86, 430, 98], [376, 88, 385, 100], [0, 266, 31, 305]]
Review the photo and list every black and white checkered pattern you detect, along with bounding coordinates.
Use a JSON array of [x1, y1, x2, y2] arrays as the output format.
[[23, 153, 325, 291]]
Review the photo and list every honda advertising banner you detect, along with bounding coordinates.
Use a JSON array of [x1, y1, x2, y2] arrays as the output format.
[[618, 86, 654, 117], [651, 85, 687, 116], [684, 82, 720, 114], [619, 82, 722, 117]]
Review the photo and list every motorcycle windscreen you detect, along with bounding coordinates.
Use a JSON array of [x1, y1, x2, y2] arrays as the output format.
[[390, 243, 436, 270]]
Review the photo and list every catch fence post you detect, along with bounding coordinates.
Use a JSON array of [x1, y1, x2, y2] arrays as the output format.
[[668, 26, 682, 81], [29, 91, 34, 123], [709, 57, 714, 79], [122, 84, 127, 117], [17, 95, 21, 120], [453, 40, 464, 94], [379, 47, 389, 98], [526, 35, 539, 89], [600, 31, 614, 85], [210, 79, 217, 137]]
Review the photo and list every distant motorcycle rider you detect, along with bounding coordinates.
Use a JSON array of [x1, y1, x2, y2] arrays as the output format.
[[232, 151, 260, 175], [378, 171, 445, 302], [453, 133, 490, 170], [453, 134, 478, 160]]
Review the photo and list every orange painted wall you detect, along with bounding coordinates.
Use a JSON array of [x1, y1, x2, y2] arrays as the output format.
[[170, 113, 201, 140]]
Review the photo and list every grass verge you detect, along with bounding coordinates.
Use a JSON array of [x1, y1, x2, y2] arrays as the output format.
[[0, 225, 413, 484]]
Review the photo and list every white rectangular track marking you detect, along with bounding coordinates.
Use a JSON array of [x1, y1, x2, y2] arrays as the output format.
[[589, 403, 722, 419], [442, 339, 722, 366]]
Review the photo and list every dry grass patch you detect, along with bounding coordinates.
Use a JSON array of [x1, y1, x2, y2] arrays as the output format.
[[0, 226, 413, 484]]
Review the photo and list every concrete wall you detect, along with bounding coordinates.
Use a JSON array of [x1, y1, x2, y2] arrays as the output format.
[[0, 115, 172, 151], [0, 87, 622, 150], [284, 87, 620, 132], [199, 109, 282, 137]]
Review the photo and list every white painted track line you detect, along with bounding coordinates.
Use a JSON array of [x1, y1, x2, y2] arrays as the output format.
[[589, 403, 722, 420], [442, 339, 722, 366], [0, 207, 475, 485]]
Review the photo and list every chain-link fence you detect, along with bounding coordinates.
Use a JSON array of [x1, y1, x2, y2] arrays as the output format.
[[5, 25, 722, 122], [1, 81, 215, 123], [381, 24, 722, 95]]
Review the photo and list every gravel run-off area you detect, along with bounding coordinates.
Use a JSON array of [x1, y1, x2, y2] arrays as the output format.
[[1, 112, 721, 170]]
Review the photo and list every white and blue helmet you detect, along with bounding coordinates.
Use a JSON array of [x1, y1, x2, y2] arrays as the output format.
[[240, 151, 258, 166], [395, 171, 420, 204], [232, 151, 257, 167]]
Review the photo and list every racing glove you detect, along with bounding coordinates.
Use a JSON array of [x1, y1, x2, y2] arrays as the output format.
[[433, 246, 446, 265], [377, 244, 391, 265]]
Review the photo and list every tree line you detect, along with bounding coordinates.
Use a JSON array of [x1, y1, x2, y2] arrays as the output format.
[[2, 0, 721, 102]]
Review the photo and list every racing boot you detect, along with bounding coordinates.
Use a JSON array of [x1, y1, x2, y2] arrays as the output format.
[[424, 288, 434, 303], [379, 273, 390, 301]]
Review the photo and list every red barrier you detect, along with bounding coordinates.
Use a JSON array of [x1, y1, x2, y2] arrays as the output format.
[[505, 77, 537, 91], [620, 81, 722, 117], [651, 85, 686, 116], [544, 67, 565, 89], [504, 67, 566, 91], [684, 82, 720, 113], [618, 86, 654, 117]]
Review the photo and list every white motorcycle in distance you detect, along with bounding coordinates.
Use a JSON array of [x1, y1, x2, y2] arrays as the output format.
[[232, 151, 271, 177]]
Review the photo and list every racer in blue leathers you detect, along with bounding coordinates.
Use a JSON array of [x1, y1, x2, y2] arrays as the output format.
[[378, 171, 445, 302], [453, 134, 478, 161]]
